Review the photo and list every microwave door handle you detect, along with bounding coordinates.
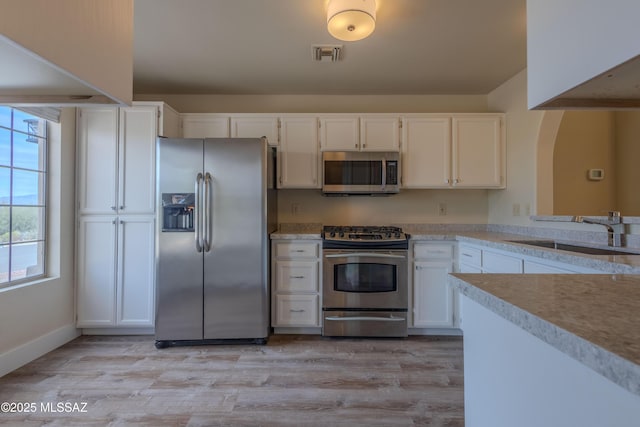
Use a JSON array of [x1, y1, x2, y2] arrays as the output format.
[[381, 158, 387, 190], [324, 253, 406, 259]]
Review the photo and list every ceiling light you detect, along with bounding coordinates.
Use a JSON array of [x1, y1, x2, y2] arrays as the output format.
[[327, 0, 376, 42]]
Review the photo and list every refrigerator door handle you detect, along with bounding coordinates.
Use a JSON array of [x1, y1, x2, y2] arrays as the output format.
[[195, 173, 203, 252], [203, 172, 212, 252]]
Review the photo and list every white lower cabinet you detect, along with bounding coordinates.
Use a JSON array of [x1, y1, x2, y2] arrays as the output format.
[[77, 216, 155, 328], [411, 242, 458, 330], [457, 242, 603, 274], [271, 240, 321, 330]]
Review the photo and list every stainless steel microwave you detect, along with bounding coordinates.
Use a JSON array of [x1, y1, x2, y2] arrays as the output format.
[[322, 151, 400, 195]]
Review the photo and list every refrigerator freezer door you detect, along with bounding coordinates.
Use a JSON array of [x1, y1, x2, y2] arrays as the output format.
[[203, 138, 269, 339], [156, 138, 204, 341]]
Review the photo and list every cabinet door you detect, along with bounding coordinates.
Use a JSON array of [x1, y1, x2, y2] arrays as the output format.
[[482, 250, 522, 273], [452, 116, 504, 188], [231, 116, 279, 146], [319, 116, 359, 151], [413, 260, 455, 328], [77, 216, 117, 327], [182, 114, 229, 138], [77, 108, 118, 215], [360, 116, 400, 151], [401, 117, 451, 188], [279, 117, 319, 188], [117, 216, 155, 326], [118, 106, 157, 214]]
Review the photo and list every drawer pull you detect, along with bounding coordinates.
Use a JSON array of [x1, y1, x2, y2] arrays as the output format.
[[462, 253, 473, 257], [294, 249, 306, 253], [289, 309, 306, 313], [290, 275, 305, 279]]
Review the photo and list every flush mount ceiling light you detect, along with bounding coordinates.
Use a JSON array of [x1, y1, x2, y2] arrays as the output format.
[[327, 0, 376, 42]]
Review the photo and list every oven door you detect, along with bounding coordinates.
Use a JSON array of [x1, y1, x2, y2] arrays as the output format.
[[322, 250, 408, 310]]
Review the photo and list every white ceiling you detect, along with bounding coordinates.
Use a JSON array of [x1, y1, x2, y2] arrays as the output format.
[[132, 0, 527, 95]]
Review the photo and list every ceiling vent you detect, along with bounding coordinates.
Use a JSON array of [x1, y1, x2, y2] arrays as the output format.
[[312, 45, 343, 62]]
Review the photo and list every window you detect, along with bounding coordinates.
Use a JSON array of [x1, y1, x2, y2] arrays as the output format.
[[0, 107, 47, 287]]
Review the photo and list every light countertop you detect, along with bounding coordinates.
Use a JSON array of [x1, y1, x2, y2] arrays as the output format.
[[270, 223, 640, 273], [450, 273, 640, 397]]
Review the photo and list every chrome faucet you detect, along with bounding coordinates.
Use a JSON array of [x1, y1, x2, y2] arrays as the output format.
[[572, 211, 625, 247]]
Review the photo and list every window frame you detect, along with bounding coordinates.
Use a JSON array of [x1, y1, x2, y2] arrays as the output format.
[[0, 107, 48, 288]]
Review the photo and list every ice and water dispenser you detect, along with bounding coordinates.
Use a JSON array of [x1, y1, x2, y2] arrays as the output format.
[[162, 193, 194, 231]]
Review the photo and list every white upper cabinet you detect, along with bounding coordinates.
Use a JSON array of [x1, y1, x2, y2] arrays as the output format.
[[319, 115, 400, 151], [319, 115, 359, 151], [401, 114, 505, 189], [77, 107, 119, 215], [77, 105, 161, 215], [360, 115, 400, 151], [118, 106, 158, 214], [402, 116, 451, 188], [181, 114, 230, 138], [278, 116, 320, 188], [230, 115, 279, 146], [452, 115, 504, 188]]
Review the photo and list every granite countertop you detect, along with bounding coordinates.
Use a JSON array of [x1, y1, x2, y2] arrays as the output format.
[[270, 223, 640, 272], [450, 273, 640, 397], [270, 223, 323, 240]]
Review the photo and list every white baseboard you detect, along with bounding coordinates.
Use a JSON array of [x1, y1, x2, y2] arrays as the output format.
[[0, 324, 80, 378], [80, 327, 154, 335]]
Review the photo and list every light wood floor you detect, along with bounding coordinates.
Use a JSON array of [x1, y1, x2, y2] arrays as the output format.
[[0, 335, 464, 426]]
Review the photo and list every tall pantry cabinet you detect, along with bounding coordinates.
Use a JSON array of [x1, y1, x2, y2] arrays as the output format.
[[76, 102, 179, 332]]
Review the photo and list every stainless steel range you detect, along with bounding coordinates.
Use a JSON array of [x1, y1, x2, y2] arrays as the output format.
[[322, 226, 409, 338]]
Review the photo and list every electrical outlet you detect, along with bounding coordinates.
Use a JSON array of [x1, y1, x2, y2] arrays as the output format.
[[524, 203, 531, 216], [512, 203, 521, 216], [438, 202, 447, 216], [291, 203, 300, 216]]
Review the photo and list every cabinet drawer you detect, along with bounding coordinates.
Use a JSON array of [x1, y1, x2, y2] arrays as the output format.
[[523, 260, 573, 274], [458, 263, 482, 273], [414, 243, 454, 260], [458, 245, 482, 268], [275, 261, 318, 292], [275, 294, 319, 326], [483, 251, 522, 273], [275, 242, 319, 258]]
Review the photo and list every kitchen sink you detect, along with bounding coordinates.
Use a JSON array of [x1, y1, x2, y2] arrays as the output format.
[[505, 240, 640, 256]]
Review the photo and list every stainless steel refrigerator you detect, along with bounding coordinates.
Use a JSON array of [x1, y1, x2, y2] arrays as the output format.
[[154, 137, 277, 348]]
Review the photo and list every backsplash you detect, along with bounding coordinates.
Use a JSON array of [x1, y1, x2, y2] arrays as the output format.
[[277, 189, 489, 225]]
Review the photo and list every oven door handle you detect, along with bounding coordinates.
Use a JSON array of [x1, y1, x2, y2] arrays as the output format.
[[325, 316, 406, 322], [324, 253, 406, 259]]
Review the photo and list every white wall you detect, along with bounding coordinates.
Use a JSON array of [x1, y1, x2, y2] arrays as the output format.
[[487, 70, 546, 225], [527, 0, 640, 108], [135, 94, 489, 114], [0, 108, 78, 376], [0, 0, 133, 105]]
